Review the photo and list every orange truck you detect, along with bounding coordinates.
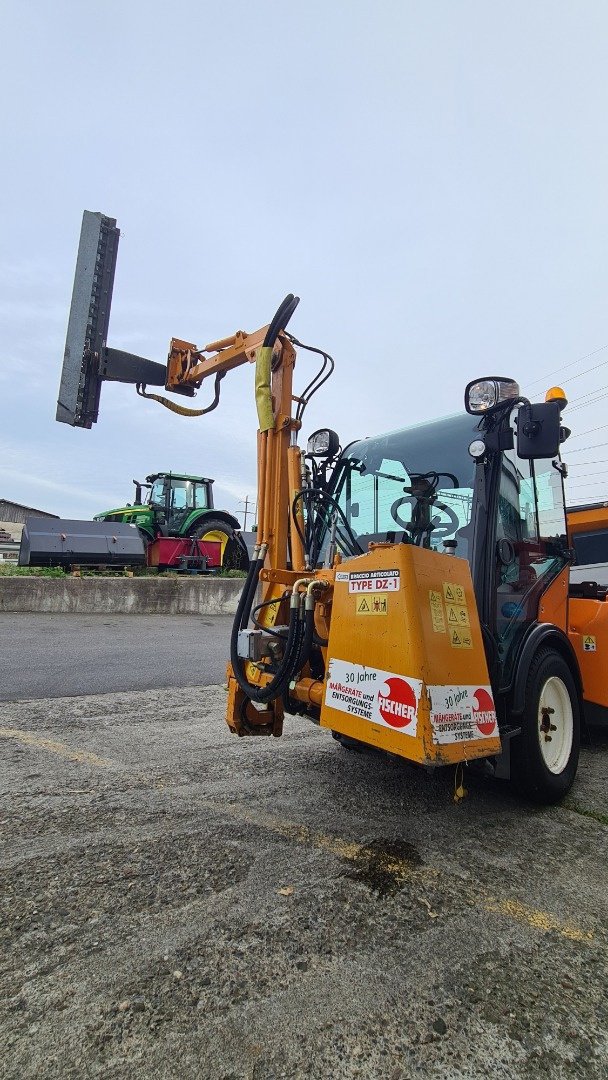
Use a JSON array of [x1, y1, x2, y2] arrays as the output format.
[[567, 501, 608, 586], [567, 501, 608, 724], [56, 211, 608, 803]]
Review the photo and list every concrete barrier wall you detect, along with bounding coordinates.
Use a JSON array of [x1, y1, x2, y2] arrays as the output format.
[[0, 576, 244, 615]]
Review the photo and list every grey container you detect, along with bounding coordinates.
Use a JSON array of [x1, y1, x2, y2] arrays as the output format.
[[19, 518, 146, 568]]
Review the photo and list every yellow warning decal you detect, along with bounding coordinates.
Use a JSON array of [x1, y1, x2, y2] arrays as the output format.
[[429, 590, 446, 633], [356, 595, 388, 616], [583, 635, 596, 652], [446, 604, 470, 628], [443, 581, 466, 605], [449, 627, 473, 649]]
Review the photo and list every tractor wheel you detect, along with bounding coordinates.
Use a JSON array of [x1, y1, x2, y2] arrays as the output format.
[[511, 648, 580, 804], [191, 519, 248, 572]]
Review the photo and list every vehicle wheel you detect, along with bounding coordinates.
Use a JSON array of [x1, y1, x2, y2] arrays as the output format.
[[191, 519, 248, 572], [511, 648, 580, 804]]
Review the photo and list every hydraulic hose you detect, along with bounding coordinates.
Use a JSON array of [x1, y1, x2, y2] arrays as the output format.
[[256, 295, 300, 432], [231, 294, 304, 708], [231, 598, 303, 705]]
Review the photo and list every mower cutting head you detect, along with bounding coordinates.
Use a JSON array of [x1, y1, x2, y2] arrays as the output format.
[[56, 211, 120, 428]]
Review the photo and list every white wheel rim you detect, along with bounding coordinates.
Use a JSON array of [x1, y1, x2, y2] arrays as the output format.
[[537, 676, 573, 774]]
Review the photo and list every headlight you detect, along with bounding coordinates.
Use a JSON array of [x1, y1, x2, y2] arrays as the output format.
[[306, 428, 340, 457], [464, 377, 520, 415]]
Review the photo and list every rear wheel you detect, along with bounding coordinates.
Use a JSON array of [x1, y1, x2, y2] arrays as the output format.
[[511, 648, 580, 804], [191, 519, 248, 572]]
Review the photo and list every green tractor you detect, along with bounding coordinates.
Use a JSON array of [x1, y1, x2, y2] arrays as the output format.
[[95, 471, 249, 571]]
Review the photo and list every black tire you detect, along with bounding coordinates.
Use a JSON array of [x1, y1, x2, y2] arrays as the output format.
[[511, 648, 580, 804], [191, 519, 249, 572]]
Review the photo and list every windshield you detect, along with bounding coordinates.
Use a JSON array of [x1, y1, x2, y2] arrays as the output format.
[[330, 413, 479, 561]]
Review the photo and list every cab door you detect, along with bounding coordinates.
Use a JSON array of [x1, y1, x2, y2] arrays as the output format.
[[491, 425, 569, 692]]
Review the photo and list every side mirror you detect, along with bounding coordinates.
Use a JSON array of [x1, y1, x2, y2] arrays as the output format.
[[516, 401, 561, 459]]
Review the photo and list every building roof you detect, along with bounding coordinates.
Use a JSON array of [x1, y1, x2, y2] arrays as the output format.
[[0, 499, 59, 522]]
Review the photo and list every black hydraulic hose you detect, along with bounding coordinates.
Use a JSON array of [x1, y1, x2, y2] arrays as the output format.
[[263, 294, 300, 350], [282, 607, 316, 714], [235, 552, 263, 633], [231, 601, 304, 705]]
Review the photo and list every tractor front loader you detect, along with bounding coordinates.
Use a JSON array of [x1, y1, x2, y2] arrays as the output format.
[[53, 211, 608, 803]]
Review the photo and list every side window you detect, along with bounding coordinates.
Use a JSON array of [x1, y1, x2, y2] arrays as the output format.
[[171, 485, 188, 511], [194, 485, 209, 509], [345, 459, 410, 537], [494, 422, 568, 686], [573, 530, 608, 566], [149, 479, 165, 505], [531, 455, 568, 575]]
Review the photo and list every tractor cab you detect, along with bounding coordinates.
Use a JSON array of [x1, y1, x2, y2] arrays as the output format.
[[139, 473, 214, 535]]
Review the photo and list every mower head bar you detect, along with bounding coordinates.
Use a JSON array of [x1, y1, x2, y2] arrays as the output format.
[[56, 211, 167, 428]]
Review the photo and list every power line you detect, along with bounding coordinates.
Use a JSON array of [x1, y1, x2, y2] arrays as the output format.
[[523, 343, 608, 392], [566, 441, 608, 452], [565, 469, 608, 478], [567, 423, 608, 441], [567, 460, 608, 467], [570, 397, 608, 415], [569, 382, 608, 406], [566, 480, 608, 488]]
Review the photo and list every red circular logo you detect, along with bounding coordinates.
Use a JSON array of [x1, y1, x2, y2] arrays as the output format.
[[377, 677, 417, 729], [472, 687, 496, 735]]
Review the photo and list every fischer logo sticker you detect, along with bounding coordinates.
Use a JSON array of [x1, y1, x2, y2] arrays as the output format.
[[428, 684, 498, 744], [377, 677, 417, 728], [583, 635, 596, 652], [472, 687, 497, 735], [335, 571, 349, 582], [356, 595, 388, 615], [348, 569, 400, 594], [325, 658, 421, 735]]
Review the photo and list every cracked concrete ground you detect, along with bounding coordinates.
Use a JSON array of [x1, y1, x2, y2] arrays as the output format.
[[1, 684, 608, 1079]]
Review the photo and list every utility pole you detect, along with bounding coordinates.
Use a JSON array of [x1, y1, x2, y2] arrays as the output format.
[[239, 496, 256, 531]]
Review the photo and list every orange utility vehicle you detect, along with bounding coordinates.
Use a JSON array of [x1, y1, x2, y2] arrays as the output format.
[[567, 501, 608, 586], [57, 212, 608, 803], [566, 501, 608, 723]]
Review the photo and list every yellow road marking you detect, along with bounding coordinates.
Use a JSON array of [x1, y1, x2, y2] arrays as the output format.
[[482, 897, 593, 942], [195, 799, 594, 941], [0, 727, 114, 769], [0, 727, 594, 941]]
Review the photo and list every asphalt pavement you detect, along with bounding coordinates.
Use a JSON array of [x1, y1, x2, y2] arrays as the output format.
[[2, 614, 608, 1078], [0, 613, 231, 700], [2, 683, 608, 1078]]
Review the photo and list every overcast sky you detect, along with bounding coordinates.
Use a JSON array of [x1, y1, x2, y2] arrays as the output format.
[[1, 1, 607, 521]]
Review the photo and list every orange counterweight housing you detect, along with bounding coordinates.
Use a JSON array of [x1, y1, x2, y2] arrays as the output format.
[[568, 597, 608, 710], [319, 544, 502, 765]]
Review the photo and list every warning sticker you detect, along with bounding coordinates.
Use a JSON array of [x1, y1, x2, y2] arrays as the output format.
[[429, 684, 498, 744], [449, 627, 473, 649], [356, 595, 388, 616], [583, 635, 596, 652], [429, 590, 446, 633], [443, 581, 466, 605], [325, 658, 421, 736], [348, 569, 400, 594], [446, 604, 470, 628]]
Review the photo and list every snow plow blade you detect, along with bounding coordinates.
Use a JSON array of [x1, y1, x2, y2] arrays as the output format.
[[19, 518, 146, 568]]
